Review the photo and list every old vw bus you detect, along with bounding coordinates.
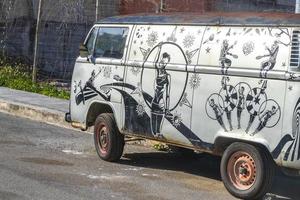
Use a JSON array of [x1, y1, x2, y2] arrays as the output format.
[[66, 13, 300, 199]]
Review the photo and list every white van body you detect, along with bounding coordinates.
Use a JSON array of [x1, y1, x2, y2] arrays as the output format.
[[67, 13, 300, 193]]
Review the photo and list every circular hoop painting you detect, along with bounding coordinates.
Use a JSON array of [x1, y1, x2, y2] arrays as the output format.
[[140, 42, 189, 112]]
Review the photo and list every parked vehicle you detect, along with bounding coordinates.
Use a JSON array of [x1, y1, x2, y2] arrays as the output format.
[[65, 12, 300, 199]]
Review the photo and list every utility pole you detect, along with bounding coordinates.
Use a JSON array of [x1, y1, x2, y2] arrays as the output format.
[[95, 0, 99, 21], [32, 0, 42, 83], [296, 0, 300, 13], [159, 0, 164, 13]]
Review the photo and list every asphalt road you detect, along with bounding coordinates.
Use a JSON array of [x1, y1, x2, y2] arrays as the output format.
[[0, 112, 299, 200]]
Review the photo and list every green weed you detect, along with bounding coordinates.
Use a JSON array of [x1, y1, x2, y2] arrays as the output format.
[[0, 59, 70, 100]]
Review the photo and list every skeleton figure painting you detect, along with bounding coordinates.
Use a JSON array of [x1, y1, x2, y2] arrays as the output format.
[[219, 77, 237, 131], [237, 86, 246, 129], [219, 40, 238, 75], [150, 46, 171, 137], [256, 41, 279, 78], [207, 95, 228, 132], [206, 78, 281, 135], [245, 81, 268, 133], [251, 105, 279, 136]]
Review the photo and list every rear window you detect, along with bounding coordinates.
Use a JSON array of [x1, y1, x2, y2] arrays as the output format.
[[94, 27, 129, 59]]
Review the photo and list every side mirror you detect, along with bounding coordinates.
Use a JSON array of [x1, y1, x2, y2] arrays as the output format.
[[79, 44, 89, 58]]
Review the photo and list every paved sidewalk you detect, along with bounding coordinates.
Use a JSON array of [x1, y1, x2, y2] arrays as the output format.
[[0, 87, 71, 129], [0, 87, 145, 142]]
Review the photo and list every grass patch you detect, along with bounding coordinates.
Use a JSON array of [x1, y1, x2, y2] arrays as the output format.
[[0, 58, 70, 100], [153, 142, 169, 151]]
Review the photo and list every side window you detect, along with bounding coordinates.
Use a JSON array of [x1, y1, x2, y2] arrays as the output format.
[[290, 30, 300, 72], [94, 27, 129, 59], [85, 28, 98, 55]]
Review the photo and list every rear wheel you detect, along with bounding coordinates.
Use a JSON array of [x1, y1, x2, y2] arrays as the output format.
[[220, 142, 274, 200], [94, 113, 124, 162]]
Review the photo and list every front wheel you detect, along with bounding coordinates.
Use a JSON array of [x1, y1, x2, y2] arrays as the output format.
[[220, 142, 274, 200], [94, 113, 124, 162]]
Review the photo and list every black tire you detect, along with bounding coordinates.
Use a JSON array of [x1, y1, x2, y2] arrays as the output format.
[[220, 142, 274, 200], [94, 113, 124, 162]]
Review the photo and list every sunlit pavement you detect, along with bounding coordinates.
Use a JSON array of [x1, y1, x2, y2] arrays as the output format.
[[0, 112, 299, 200]]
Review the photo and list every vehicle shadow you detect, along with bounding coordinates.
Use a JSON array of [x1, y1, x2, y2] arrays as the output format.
[[120, 151, 300, 200], [121, 151, 222, 180]]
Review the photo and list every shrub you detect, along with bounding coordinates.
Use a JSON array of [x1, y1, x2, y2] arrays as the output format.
[[0, 59, 70, 100]]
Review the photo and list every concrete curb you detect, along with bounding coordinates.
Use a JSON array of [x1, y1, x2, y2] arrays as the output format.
[[0, 97, 156, 147], [0, 98, 72, 130]]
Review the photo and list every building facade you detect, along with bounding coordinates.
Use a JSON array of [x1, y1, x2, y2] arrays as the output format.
[[120, 0, 296, 14]]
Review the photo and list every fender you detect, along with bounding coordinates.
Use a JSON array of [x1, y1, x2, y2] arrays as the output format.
[[213, 132, 274, 160], [83, 99, 124, 133]]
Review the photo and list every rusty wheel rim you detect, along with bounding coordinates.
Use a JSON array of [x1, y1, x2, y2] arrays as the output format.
[[227, 152, 257, 190], [96, 123, 109, 155]]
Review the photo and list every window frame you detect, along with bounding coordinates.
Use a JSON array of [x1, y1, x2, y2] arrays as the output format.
[[83, 27, 99, 57], [93, 26, 129, 60], [91, 25, 131, 64]]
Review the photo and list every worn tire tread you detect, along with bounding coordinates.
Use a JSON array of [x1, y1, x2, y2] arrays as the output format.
[[94, 113, 124, 162], [220, 142, 274, 200]]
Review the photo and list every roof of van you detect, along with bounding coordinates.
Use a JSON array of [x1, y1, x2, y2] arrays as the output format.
[[98, 12, 300, 27]]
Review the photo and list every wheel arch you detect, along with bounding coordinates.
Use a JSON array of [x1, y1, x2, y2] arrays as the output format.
[[85, 100, 122, 131], [213, 136, 274, 161]]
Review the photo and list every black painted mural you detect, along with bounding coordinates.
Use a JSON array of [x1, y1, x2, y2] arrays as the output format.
[[206, 78, 281, 136], [72, 25, 297, 162], [272, 98, 300, 161], [140, 42, 190, 138], [74, 40, 212, 150], [256, 41, 279, 78], [219, 40, 238, 75]]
